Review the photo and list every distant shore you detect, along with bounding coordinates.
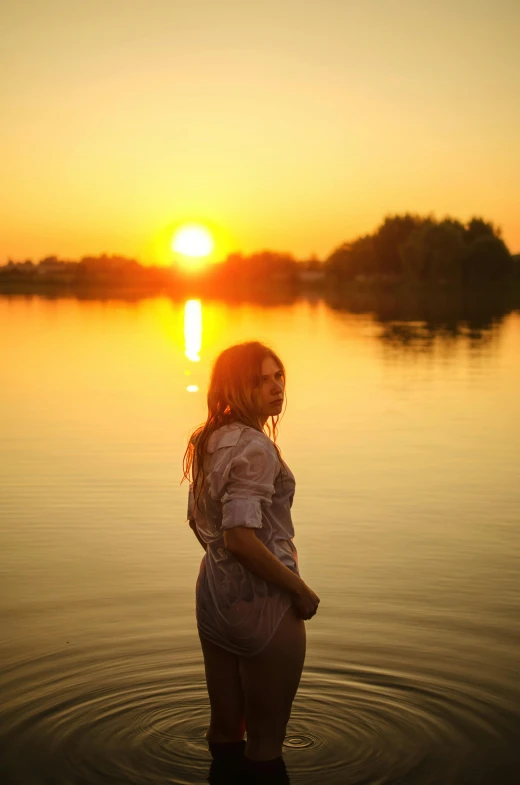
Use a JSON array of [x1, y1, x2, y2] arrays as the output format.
[[2, 212, 518, 298], [1, 275, 519, 303]]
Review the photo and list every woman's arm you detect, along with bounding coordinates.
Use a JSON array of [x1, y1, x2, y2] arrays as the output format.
[[224, 528, 320, 619], [223, 527, 304, 596]]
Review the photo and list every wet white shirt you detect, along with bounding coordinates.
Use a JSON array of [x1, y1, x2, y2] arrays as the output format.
[[187, 422, 299, 656]]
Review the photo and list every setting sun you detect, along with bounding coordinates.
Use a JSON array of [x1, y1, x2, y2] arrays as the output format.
[[172, 225, 214, 259]]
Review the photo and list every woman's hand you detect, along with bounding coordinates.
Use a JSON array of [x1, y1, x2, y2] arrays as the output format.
[[292, 584, 320, 620]]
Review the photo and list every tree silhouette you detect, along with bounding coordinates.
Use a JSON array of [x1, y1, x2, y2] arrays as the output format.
[[401, 220, 465, 284], [326, 213, 513, 286], [326, 235, 375, 281], [462, 235, 513, 285], [372, 214, 427, 276], [464, 217, 501, 246]]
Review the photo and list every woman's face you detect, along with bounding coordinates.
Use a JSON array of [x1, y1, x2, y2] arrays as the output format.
[[255, 355, 285, 419]]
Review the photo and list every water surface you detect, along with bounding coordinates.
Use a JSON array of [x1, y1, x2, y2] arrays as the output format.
[[1, 293, 520, 784]]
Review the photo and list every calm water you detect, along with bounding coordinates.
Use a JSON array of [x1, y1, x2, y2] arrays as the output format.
[[1, 292, 520, 785]]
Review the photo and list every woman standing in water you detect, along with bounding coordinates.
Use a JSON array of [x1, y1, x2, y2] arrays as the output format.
[[183, 341, 320, 783]]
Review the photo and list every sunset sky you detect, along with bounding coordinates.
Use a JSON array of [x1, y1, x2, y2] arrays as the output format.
[[2, 0, 519, 266]]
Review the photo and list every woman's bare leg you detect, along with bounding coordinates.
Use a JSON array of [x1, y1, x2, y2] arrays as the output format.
[[199, 634, 246, 743], [239, 606, 306, 760]]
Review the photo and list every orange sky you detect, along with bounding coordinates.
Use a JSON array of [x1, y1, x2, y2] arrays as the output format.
[[2, 0, 519, 266]]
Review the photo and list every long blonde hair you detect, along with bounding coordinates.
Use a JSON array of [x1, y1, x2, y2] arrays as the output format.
[[182, 341, 286, 511]]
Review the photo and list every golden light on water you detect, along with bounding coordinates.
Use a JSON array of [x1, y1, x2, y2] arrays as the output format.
[[184, 299, 202, 363]]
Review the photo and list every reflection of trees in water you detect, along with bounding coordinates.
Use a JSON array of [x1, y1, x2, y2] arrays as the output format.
[[377, 321, 499, 356], [324, 284, 520, 354], [1, 287, 300, 307]]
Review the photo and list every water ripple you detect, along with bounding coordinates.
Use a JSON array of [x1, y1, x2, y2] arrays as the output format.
[[1, 642, 519, 784], [283, 664, 520, 784]]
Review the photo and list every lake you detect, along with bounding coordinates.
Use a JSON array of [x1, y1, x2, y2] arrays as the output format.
[[1, 290, 519, 785]]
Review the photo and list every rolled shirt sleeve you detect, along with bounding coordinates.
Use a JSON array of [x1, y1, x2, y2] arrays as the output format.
[[221, 440, 278, 530]]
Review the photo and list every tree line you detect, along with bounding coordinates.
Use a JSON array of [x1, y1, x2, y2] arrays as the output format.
[[326, 214, 518, 286], [1, 214, 518, 292]]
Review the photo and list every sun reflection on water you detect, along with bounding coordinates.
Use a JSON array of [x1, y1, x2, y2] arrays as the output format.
[[184, 300, 202, 363], [184, 300, 202, 392]]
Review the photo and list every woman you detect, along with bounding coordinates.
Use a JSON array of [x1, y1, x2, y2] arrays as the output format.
[[183, 341, 320, 782]]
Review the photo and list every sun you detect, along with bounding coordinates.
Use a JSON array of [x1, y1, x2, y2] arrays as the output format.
[[171, 224, 214, 263]]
